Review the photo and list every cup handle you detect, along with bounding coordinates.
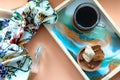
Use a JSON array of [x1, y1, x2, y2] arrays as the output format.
[[0, 8, 13, 18]]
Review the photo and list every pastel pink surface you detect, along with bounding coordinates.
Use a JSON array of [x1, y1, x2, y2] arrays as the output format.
[[24, 26, 85, 80], [98, 0, 120, 27], [0, 0, 27, 9]]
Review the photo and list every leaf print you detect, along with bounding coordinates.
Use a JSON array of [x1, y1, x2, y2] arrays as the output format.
[[45, 6, 50, 11], [13, 12, 23, 21], [0, 19, 9, 30], [36, 2, 40, 7], [4, 31, 12, 40]]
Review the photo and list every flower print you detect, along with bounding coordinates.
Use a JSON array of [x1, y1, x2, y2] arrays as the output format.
[[0, 64, 8, 78], [10, 32, 23, 44], [2, 19, 10, 27], [38, 13, 47, 22]]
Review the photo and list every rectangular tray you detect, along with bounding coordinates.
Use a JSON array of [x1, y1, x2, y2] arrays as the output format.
[[44, 0, 120, 80]]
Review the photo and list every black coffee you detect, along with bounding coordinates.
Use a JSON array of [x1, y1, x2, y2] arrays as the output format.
[[76, 6, 97, 27]]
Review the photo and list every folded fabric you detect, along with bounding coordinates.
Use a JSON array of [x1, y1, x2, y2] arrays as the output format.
[[0, 0, 57, 79], [0, 0, 57, 45]]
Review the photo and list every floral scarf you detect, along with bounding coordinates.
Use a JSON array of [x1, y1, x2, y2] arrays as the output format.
[[0, 0, 57, 79]]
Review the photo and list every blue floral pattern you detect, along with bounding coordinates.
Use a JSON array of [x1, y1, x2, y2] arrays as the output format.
[[0, 64, 8, 78]]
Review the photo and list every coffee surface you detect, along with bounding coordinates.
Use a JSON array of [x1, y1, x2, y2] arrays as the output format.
[[76, 6, 97, 27]]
